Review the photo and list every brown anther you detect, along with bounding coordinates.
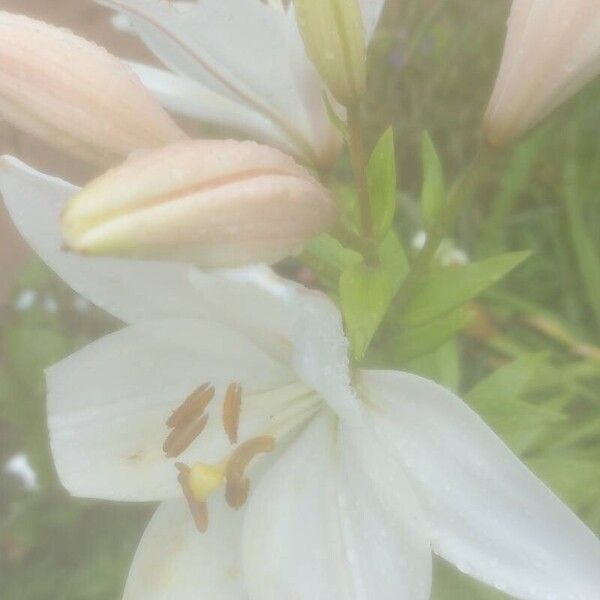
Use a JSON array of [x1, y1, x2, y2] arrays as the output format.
[[225, 436, 275, 509], [176, 462, 208, 533], [226, 477, 250, 509], [167, 383, 214, 429], [223, 382, 242, 444], [163, 413, 209, 458]]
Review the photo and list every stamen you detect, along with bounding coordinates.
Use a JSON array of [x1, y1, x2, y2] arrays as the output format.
[[163, 413, 209, 458], [226, 477, 250, 509], [225, 436, 275, 509], [167, 383, 214, 428], [223, 382, 242, 444], [176, 463, 208, 533]]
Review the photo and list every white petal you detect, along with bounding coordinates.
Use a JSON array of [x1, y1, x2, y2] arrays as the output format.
[[48, 318, 296, 501], [0, 156, 327, 342], [124, 497, 244, 600], [359, 0, 386, 41], [127, 62, 297, 155], [291, 290, 362, 423], [189, 267, 363, 423], [364, 370, 600, 600], [243, 412, 431, 600], [95, 0, 319, 163], [0, 156, 207, 323]]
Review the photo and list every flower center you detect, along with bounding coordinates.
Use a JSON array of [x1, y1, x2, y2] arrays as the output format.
[[164, 382, 277, 532]]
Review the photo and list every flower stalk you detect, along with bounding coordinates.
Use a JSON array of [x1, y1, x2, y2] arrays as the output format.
[[346, 103, 373, 241]]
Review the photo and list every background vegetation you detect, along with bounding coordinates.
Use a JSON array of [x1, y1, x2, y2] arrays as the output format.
[[1, 0, 599, 598]]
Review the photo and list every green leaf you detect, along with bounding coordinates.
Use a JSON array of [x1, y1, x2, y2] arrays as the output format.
[[338, 184, 361, 235], [367, 127, 397, 240], [528, 456, 600, 516], [564, 162, 600, 334], [401, 251, 530, 326], [431, 558, 511, 600], [421, 131, 445, 230], [392, 305, 474, 363], [302, 234, 362, 288], [467, 354, 564, 454], [340, 262, 394, 359], [466, 354, 544, 407], [405, 338, 461, 391], [378, 230, 409, 293]]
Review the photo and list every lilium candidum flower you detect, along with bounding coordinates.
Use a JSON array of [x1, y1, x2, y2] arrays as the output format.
[[1, 158, 600, 600], [484, 0, 600, 147], [93, 0, 386, 168], [0, 7, 338, 267]]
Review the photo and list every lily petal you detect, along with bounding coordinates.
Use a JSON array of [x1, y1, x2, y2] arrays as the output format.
[[95, 0, 319, 164], [291, 289, 363, 423], [47, 318, 296, 501], [0, 156, 206, 323], [0, 156, 316, 334], [127, 62, 297, 155], [124, 498, 244, 599], [364, 370, 600, 600], [243, 413, 431, 600], [189, 267, 362, 423]]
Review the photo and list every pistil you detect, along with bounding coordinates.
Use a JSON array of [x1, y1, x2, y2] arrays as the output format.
[[176, 462, 209, 533]]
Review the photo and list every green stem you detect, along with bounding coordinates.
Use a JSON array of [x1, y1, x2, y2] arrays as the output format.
[[346, 104, 373, 241], [395, 145, 494, 308]]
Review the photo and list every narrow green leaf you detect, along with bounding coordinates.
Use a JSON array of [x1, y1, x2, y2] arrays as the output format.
[[401, 251, 530, 326], [340, 262, 394, 359], [367, 127, 397, 240], [302, 234, 362, 288], [392, 305, 474, 363], [378, 230, 409, 293], [467, 354, 563, 454], [529, 456, 600, 525], [421, 131, 445, 230], [564, 162, 600, 334], [405, 339, 461, 391], [467, 354, 545, 407], [338, 184, 361, 235]]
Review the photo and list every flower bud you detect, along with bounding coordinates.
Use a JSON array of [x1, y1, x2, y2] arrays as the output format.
[[62, 140, 338, 267], [0, 11, 186, 165], [484, 0, 600, 147], [293, 0, 367, 106]]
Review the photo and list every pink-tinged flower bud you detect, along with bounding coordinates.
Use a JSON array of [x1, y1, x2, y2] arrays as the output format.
[[0, 11, 186, 164], [484, 0, 600, 147], [62, 140, 338, 267]]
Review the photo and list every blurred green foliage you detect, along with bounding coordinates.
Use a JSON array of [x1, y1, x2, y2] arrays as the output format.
[[0, 264, 152, 599], [1, 1, 599, 598]]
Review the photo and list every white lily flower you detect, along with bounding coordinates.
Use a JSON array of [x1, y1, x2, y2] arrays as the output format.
[[94, 0, 387, 168], [1, 157, 600, 600]]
